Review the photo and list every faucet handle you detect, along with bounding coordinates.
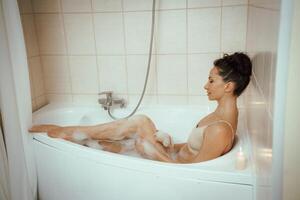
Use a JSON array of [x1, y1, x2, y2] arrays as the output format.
[[98, 91, 113, 97]]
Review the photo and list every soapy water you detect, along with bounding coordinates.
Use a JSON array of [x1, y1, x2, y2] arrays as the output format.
[[69, 130, 175, 160]]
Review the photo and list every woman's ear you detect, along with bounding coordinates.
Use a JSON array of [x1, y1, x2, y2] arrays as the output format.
[[224, 82, 235, 93]]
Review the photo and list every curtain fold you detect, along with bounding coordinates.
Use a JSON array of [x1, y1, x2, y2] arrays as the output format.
[[0, 0, 37, 199], [0, 121, 11, 200]]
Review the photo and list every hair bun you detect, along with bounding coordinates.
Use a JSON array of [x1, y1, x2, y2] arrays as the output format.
[[230, 53, 252, 77], [214, 52, 252, 96]]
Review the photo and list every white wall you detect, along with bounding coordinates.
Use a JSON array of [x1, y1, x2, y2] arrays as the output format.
[[283, 0, 300, 199], [17, 0, 248, 108]]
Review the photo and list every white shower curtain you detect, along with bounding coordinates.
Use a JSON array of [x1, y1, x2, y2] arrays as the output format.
[[0, 0, 37, 199], [0, 122, 11, 200]]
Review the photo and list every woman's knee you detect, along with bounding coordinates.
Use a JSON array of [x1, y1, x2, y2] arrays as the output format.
[[128, 114, 151, 125]]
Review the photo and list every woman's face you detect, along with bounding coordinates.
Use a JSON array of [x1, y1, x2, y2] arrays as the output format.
[[204, 67, 227, 100]]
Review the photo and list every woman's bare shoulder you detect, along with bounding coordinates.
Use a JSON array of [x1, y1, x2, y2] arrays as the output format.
[[197, 113, 222, 127], [203, 122, 233, 141]]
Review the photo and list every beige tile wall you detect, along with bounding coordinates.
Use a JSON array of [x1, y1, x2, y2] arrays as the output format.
[[245, 0, 281, 200], [18, 0, 48, 111], [18, 0, 248, 108], [17, 1, 282, 199]]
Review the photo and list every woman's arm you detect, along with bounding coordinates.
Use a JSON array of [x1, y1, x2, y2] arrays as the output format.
[[173, 143, 185, 153]]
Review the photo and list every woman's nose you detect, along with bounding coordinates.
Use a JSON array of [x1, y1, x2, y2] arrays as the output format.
[[204, 82, 208, 90]]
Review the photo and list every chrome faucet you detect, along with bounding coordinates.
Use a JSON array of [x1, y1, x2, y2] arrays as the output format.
[[98, 91, 126, 110]]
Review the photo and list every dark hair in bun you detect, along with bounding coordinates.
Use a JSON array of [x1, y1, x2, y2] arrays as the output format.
[[214, 52, 252, 96]]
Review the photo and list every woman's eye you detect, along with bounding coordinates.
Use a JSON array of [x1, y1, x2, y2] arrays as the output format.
[[209, 80, 213, 83]]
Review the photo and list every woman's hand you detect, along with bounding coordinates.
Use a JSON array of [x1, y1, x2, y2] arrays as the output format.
[[154, 130, 174, 153]]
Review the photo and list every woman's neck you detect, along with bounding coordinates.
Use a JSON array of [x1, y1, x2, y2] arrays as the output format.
[[214, 95, 238, 117]]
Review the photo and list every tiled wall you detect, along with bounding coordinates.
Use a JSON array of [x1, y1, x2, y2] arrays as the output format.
[[17, 0, 283, 199], [17, 0, 248, 108], [245, 0, 281, 200], [18, 0, 48, 111]]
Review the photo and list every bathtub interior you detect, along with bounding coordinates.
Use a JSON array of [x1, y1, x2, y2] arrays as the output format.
[[32, 103, 211, 143], [32, 103, 253, 170]]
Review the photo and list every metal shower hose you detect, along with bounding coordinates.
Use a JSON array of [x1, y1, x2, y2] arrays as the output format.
[[108, 0, 156, 120]]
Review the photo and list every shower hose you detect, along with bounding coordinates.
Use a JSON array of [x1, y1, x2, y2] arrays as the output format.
[[108, 0, 156, 120]]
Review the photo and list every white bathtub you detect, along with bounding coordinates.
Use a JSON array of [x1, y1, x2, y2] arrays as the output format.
[[31, 103, 254, 200]]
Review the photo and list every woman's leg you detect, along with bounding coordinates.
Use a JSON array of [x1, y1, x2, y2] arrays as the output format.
[[29, 114, 174, 162], [29, 118, 136, 141], [29, 114, 157, 140]]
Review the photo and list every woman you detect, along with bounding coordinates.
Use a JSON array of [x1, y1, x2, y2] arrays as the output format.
[[29, 52, 252, 163]]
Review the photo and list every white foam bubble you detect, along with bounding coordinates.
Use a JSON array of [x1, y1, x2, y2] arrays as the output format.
[[119, 139, 135, 151], [141, 140, 156, 157], [85, 140, 103, 150], [155, 130, 173, 147], [72, 130, 88, 141]]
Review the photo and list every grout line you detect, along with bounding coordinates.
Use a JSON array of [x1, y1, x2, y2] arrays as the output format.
[[153, 7, 159, 104], [59, 0, 74, 102], [185, 0, 189, 104], [37, 52, 223, 56], [245, 0, 250, 52], [90, 0, 101, 94], [121, 0, 129, 101], [32, 4, 252, 15], [248, 4, 280, 11], [30, 0, 48, 104], [220, 0, 223, 53]]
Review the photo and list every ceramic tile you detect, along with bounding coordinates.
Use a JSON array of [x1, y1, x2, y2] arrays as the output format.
[[29, 57, 45, 97], [157, 55, 187, 95], [98, 56, 127, 94], [221, 6, 247, 52], [17, 0, 33, 14], [156, 10, 186, 54], [222, 0, 248, 6], [42, 56, 71, 93], [128, 95, 158, 106], [156, 0, 186, 10], [246, 7, 276, 53], [35, 14, 66, 55], [188, 0, 221, 8], [36, 95, 48, 108], [62, 0, 92, 12], [64, 14, 96, 55], [47, 94, 73, 103], [28, 60, 36, 99], [69, 56, 99, 94], [31, 100, 37, 111], [188, 8, 221, 53], [72, 94, 99, 105], [92, 0, 122, 12], [94, 13, 125, 55], [21, 15, 39, 57], [249, 0, 280, 10], [188, 53, 219, 95], [44, 78, 72, 93], [32, 0, 61, 13], [127, 55, 156, 94], [124, 11, 152, 54], [123, 0, 153, 11]]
